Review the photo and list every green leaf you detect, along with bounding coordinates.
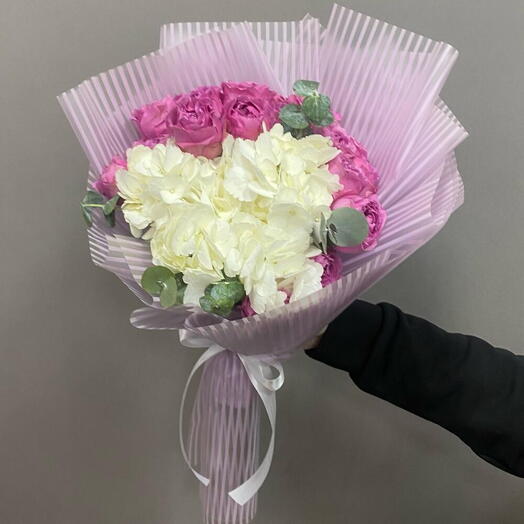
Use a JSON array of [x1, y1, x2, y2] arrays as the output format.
[[104, 210, 116, 227], [210, 278, 245, 304], [199, 295, 232, 317], [103, 195, 119, 215], [81, 205, 93, 226], [281, 122, 293, 134], [302, 94, 332, 125], [141, 266, 176, 296], [316, 112, 335, 127], [312, 212, 329, 252], [293, 79, 320, 97], [199, 277, 246, 318], [327, 207, 369, 247], [174, 273, 186, 304], [319, 212, 328, 252], [291, 127, 313, 139], [159, 277, 178, 308], [83, 190, 105, 206], [279, 104, 310, 130]]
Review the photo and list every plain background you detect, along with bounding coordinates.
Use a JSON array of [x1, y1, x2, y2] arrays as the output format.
[[1, 0, 524, 522]]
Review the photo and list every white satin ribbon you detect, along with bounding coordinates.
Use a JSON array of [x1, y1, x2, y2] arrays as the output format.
[[178, 329, 284, 506]]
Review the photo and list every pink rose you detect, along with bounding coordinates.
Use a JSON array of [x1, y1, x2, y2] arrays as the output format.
[[328, 152, 379, 198], [222, 82, 285, 140], [132, 96, 175, 141], [132, 138, 163, 148], [331, 194, 387, 253], [286, 93, 303, 106], [92, 155, 126, 199], [168, 86, 225, 159], [312, 250, 343, 287], [322, 124, 368, 158]]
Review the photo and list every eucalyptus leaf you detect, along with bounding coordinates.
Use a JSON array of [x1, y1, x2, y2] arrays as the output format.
[[302, 94, 332, 125], [327, 207, 369, 247], [141, 265, 176, 296], [291, 127, 312, 139], [279, 104, 310, 130], [199, 293, 233, 317], [159, 277, 178, 308], [103, 195, 119, 215], [199, 295, 232, 317], [209, 278, 245, 305], [282, 121, 311, 139], [316, 112, 335, 127], [281, 122, 294, 135], [174, 273, 186, 304], [83, 190, 105, 206], [104, 210, 116, 227], [199, 278, 246, 318], [81, 205, 93, 226], [312, 212, 328, 252], [312, 219, 321, 247], [319, 212, 328, 252], [293, 79, 319, 97]]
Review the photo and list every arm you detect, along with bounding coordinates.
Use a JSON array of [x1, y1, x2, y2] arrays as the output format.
[[306, 300, 524, 478]]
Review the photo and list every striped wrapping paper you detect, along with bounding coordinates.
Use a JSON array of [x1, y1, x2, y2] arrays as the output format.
[[58, 5, 467, 523]]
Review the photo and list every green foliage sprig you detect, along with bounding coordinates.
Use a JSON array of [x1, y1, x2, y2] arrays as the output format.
[[81, 190, 119, 227], [313, 208, 369, 252], [141, 267, 245, 316], [199, 277, 246, 318], [141, 266, 186, 308], [279, 80, 335, 138]]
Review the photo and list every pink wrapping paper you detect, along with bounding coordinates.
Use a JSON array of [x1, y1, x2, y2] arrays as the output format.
[[58, 6, 467, 523]]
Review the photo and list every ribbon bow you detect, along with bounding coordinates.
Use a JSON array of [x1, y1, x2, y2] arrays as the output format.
[[178, 329, 284, 506]]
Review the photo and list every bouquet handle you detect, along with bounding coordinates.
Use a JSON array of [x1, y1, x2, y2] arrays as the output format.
[[179, 330, 284, 516]]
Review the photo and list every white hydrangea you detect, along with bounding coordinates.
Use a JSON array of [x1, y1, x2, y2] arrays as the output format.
[[116, 124, 341, 314]]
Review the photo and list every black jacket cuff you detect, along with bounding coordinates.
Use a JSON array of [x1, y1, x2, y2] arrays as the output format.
[[305, 299, 383, 376]]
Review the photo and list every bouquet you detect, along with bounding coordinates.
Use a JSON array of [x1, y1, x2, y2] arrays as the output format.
[[59, 5, 467, 523]]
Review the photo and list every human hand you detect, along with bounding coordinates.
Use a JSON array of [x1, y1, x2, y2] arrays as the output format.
[[302, 326, 328, 350]]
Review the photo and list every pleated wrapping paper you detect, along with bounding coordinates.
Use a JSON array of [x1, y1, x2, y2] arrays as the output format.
[[58, 5, 467, 523]]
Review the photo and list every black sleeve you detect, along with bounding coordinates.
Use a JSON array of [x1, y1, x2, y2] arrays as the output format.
[[306, 300, 524, 478]]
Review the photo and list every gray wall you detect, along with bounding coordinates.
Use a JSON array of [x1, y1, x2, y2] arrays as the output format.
[[1, 0, 523, 523]]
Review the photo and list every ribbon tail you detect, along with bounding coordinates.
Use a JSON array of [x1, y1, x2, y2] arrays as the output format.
[[178, 332, 285, 513], [228, 386, 276, 506], [228, 356, 283, 506]]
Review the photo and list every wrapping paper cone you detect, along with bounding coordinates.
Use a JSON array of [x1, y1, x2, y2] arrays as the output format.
[[58, 5, 468, 523]]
